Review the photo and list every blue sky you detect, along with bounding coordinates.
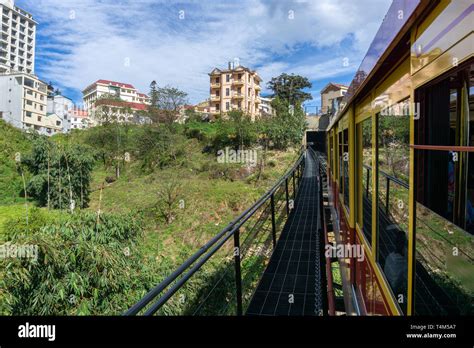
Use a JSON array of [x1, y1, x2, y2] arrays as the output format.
[[17, 0, 392, 110]]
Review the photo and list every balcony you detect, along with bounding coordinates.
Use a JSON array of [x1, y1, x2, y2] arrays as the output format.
[[210, 95, 220, 101], [231, 92, 244, 99], [232, 79, 244, 86], [210, 82, 220, 89], [254, 84, 261, 91]]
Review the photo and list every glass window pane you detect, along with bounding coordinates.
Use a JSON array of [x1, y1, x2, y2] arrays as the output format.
[[415, 201, 474, 315], [468, 71, 473, 233], [357, 118, 372, 245], [339, 132, 343, 193], [343, 129, 349, 212], [376, 104, 410, 313]]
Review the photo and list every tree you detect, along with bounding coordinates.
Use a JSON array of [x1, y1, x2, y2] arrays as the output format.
[[85, 123, 131, 178], [260, 98, 307, 149], [154, 180, 182, 224], [149, 80, 158, 108], [23, 137, 95, 210], [146, 85, 188, 124], [212, 110, 257, 150], [267, 73, 313, 106]]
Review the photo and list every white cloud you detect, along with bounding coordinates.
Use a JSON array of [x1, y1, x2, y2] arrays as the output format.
[[22, 0, 392, 104]]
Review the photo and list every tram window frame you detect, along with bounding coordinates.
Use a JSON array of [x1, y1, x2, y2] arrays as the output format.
[[343, 128, 350, 213], [413, 60, 474, 315], [356, 116, 373, 247], [415, 60, 473, 232], [375, 100, 410, 314], [338, 131, 344, 198]]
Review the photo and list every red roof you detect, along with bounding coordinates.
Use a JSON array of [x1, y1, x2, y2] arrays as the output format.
[[96, 79, 135, 89], [137, 92, 149, 98], [95, 99, 148, 111], [70, 107, 89, 117]]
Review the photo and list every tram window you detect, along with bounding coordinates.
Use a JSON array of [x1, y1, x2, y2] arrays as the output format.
[[468, 77, 474, 234], [356, 117, 372, 245], [415, 63, 473, 231], [343, 129, 349, 212], [414, 61, 474, 315], [339, 132, 343, 193], [329, 135, 334, 175], [376, 102, 410, 313]]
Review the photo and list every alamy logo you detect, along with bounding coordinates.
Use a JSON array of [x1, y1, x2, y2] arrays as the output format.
[[217, 147, 257, 167], [325, 243, 365, 262], [18, 322, 56, 341]]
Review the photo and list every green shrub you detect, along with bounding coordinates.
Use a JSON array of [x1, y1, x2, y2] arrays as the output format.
[[1, 211, 146, 315]]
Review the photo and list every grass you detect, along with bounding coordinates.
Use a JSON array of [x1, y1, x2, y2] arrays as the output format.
[[0, 119, 304, 315], [85, 148, 299, 273]]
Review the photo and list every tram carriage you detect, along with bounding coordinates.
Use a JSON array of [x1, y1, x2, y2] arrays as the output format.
[[325, 0, 473, 315]]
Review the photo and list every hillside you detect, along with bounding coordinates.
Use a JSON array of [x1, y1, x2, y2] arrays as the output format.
[[0, 119, 300, 315]]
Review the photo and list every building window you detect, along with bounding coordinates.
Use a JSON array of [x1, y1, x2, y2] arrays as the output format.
[[226, 102, 230, 111], [226, 88, 230, 97], [226, 74, 230, 83], [216, 104, 220, 111], [26, 111, 32, 117], [37, 116, 41, 122]]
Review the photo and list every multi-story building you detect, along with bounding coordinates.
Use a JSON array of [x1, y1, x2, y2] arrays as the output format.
[[42, 113, 63, 136], [0, 0, 36, 74], [208, 62, 262, 121], [69, 107, 90, 130], [0, 72, 50, 133], [259, 96, 274, 117], [47, 93, 73, 133], [320, 83, 348, 115], [82, 79, 150, 110], [91, 99, 149, 125]]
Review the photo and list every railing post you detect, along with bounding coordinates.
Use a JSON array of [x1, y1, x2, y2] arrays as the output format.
[[386, 177, 390, 215], [233, 229, 243, 316], [292, 171, 296, 199], [285, 178, 289, 215], [270, 193, 277, 247]]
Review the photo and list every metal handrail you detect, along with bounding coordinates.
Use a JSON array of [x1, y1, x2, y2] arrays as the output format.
[[125, 148, 306, 316], [363, 164, 408, 189]]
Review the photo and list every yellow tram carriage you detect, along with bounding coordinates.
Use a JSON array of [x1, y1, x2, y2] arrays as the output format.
[[325, 0, 473, 315]]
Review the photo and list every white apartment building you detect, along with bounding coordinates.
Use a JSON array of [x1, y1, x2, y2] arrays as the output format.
[[259, 96, 274, 116], [47, 94, 73, 133], [82, 79, 150, 110], [0, 0, 36, 74], [0, 72, 50, 133]]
